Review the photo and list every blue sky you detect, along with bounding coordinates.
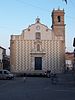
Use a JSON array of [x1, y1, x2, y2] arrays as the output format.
[[0, 0, 75, 55]]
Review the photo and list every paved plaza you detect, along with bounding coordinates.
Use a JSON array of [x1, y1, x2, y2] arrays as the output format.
[[0, 74, 75, 100]]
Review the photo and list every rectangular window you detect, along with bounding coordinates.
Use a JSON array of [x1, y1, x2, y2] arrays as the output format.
[[36, 32, 41, 39]]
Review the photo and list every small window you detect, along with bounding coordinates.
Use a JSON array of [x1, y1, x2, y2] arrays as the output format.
[[58, 16, 61, 22], [36, 32, 41, 39]]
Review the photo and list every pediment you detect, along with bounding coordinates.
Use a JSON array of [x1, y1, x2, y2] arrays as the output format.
[[21, 19, 52, 36], [20, 18, 53, 40]]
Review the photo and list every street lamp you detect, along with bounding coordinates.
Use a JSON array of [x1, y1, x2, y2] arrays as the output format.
[[73, 38, 75, 70]]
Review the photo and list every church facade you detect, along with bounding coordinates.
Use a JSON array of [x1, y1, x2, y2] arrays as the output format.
[[10, 9, 65, 74]]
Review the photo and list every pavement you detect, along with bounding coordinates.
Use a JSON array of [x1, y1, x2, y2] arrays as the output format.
[[0, 71, 75, 100], [55, 71, 75, 86]]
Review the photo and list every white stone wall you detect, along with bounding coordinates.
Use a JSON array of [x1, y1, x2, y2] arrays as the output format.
[[22, 23, 53, 40]]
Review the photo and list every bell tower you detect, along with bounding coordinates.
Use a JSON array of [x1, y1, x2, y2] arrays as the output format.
[[51, 9, 65, 37]]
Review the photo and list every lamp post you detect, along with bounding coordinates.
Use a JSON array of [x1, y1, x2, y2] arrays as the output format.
[[73, 38, 75, 70]]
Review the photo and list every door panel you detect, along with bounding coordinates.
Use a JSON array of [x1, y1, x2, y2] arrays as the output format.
[[35, 57, 42, 70]]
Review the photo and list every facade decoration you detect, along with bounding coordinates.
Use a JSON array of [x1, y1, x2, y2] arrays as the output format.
[[10, 9, 65, 74]]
